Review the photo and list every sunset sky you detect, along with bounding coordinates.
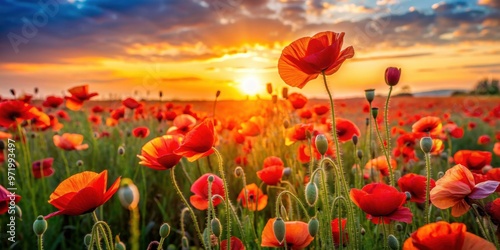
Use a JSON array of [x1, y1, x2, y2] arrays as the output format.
[[1, 0, 499, 100]]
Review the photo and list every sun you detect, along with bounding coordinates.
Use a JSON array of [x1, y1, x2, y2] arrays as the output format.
[[239, 76, 263, 95]]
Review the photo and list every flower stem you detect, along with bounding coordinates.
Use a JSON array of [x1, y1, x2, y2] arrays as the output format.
[[321, 71, 342, 169], [383, 86, 395, 186], [424, 152, 432, 224], [213, 147, 232, 250], [170, 165, 206, 249], [374, 121, 395, 186], [38, 235, 44, 250]]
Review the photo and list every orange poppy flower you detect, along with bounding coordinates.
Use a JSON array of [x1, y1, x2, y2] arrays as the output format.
[[331, 218, 348, 247], [278, 31, 354, 88], [350, 183, 412, 224], [0, 100, 49, 128], [132, 126, 150, 138], [257, 156, 285, 185], [220, 236, 245, 250], [167, 114, 196, 135], [42, 96, 64, 109], [430, 164, 499, 217], [137, 135, 183, 170], [494, 142, 500, 156], [65, 85, 98, 111], [330, 118, 361, 142], [411, 116, 442, 137], [53, 133, 89, 151], [238, 121, 261, 137], [453, 150, 492, 172], [32, 158, 55, 179], [0, 185, 21, 215], [122, 97, 141, 109], [398, 173, 435, 203], [285, 123, 314, 146], [364, 156, 397, 177], [45, 170, 120, 219], [190, 173, 225, 210], [237, 183, 268, 211], [174, 118, 217, 162], [287, 93, 308, 109], [261, 218, 314, 249], [402, 221, 495, 250]]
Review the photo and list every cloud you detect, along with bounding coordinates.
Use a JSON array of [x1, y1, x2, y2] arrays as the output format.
[[478, 0, 500, 9]]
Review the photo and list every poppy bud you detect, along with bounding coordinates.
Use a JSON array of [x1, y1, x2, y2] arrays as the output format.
[[216, 90, 221, 98], [364, 89, 375, 103], [352, 135, 358, 146], [10, 89, 16, 96], [305, 182, 319, 206], [181, 237, 189, 249], [283, 120, 290, 129], [33, 215, 47, 236], [360, 228, 366, 235], [159, 91, 163, 98], [282, 167, 291, 177], [272, 94, 278, 104], [84, 234, 92, 247], [234, 167, 244, 178], [273, 218, 286, 244], [371, 107, 379, 119], [436, 216, 442, 222], [357, 149, 363, 160], [34, 87, 39, 94], [118, 181, 140, 210], [405, 191, 412, 201], [208, 175, 215, 183], [385, 67, 401, 86], [365, 117, 369, 126], [438, 171, 444, 179], [15, 205, 22, 219], [115, 242, 126, 250], [315, 134, 328, 155], [282, 87, 288, 99], [266, 83, 273, 94], [76, 160, 84, 167], [211, 218, 222, 238], [118, 146, 125, 155], [159, 223, 171, 238], [308, 217, 319, 237], [387, 234, 399, 250], [420, 137, 433, 153], [395, 223, 403, 232]]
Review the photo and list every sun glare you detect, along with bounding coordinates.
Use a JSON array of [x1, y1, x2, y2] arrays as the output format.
[[239, 76, 263, 95]]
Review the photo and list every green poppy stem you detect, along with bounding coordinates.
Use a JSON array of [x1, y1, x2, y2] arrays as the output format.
[[212, 147, 232, 250], [383, 86, 395, 186]]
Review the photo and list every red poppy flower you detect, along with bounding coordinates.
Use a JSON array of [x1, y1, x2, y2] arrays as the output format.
[[398, 173, 435, 203], [396, 133, 417, 148], [0, 185, 21, 215], [477, 135, 491, 145], [299, 109, 312, 119], [137, 135, 183, 170], [174, 119, 216, 162], [468, 122, 476, 130], [430, 164, 499, 217], [57, 110, 70, 121], [257, 156, 285, 185], [190, 173, 225, 210], [486, 198, 500, 225], [278, 31, 355, 88], [494, 142, 500, 156], [313, 104, 329, 116], [88, 115, 102, 126], [385, 67, 401, 86], [45, 170, 120, 219], [288, 92, 308, 109], [285, 123, 314, 146], [237, 183, 268, 211], [402, 222, 495, 250], [18, 93, 33, 103], [443, 123, 464, 139], [32, 158, 55, 179], [331, 218, 348, 247], [412, 116, 442, 137], [53, 133, 89, 151], [110, 107, 125, 120], [167, 114, 196, 135], [453, 150, 492, 172], [0, 100, 49, 128], [330, 118, 361, 142], [122, 97, 141, 109], [261, 218, 314, 249], [350, 183, 412, 224], [220, 236, 245, 250], [42, 96, 64, 109], [132, 126, 150, 138], [91, 105, 105, 113], [65, 85, 98, 111]]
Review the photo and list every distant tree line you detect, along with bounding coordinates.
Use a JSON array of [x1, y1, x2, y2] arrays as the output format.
[[452, 78, 500, 96]]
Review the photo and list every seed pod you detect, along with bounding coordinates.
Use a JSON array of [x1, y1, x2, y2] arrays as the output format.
[[357, 149, 363, 160], [118, 181, 140, 210], [365, 89, 375, 103], [420, 137, 433, 153], [371, 107, 379, 119], [282, 167, 291, 177], [387, 234, 399, 250], [216, 90, 221, 98], [315, 134, 328, 155], [159, 223, 171, 238], [405, 191, 412, 201], [33, 215, 47, 236], [308, 217, 319, 237], [208, 175, 215, 183], [273, 218, 286, 244], [352, 135, 358, 146], [211, 218, 222, 238], [305, 182, 319, 206]]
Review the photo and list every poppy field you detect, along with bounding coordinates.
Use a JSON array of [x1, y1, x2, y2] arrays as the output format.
[[1, 31, 500, 250]]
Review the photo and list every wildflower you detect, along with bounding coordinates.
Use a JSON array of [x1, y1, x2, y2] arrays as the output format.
[[65, 85, 98, 111], [237, 183, 268, 211], [32, 158, 55, 179], [174, 119, 217, 162], [0, 185, 21, 214], [398, 173, 435, 203], [53, 133, 89, 151], [288, 93, 308, 109], [261, 218, 314, 249], [137, 135, 183, 170], [132, 126, 150, 138], [190, 174, 225, 210], [257, 156, 285, 185], [453, 150, 492, 172]]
